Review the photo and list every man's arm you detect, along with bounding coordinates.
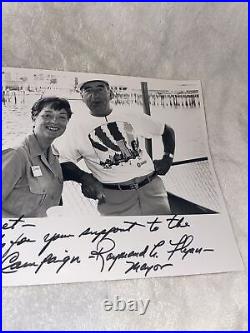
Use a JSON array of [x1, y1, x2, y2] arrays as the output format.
[[153, 124, 175, 175], [61, 161, 89, 182], [61, 162, 105, 202]]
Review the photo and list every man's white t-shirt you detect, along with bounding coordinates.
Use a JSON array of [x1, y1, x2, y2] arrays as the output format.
[[55, 107, 164, 184]]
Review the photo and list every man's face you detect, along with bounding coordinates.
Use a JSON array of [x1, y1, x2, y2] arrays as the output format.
[[81, 81, 111, 117]]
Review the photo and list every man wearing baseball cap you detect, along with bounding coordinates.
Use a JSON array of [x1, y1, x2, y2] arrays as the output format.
[[57, 79, 175, 216]]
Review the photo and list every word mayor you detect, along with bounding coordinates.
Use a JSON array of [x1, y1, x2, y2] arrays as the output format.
[[103, 296, 150, 315]]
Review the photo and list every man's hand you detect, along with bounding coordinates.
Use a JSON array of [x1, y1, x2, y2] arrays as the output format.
[[80, 173, 106, 204], [153, 155, 173, 176], [60, 162, 106, 204]]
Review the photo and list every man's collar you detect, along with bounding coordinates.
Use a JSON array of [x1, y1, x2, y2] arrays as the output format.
[[89, 108, 113, 117]]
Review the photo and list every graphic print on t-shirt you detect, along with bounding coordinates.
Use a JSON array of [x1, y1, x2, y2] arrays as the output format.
[[88, 121, 145, 169]]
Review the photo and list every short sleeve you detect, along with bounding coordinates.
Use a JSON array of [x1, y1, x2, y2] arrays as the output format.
[[128, 111, 164, 138], [2, 148, 26, 201], [54, 132, 83, 164]]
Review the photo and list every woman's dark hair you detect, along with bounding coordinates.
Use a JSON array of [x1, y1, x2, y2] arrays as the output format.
[[31, 97, 73, 121]]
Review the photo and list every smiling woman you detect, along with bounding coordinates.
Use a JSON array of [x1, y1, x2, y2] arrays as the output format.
[[2, 97, 72, 218]]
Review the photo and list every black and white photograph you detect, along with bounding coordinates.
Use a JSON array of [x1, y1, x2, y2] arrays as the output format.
[[3, 68, 221, 218]]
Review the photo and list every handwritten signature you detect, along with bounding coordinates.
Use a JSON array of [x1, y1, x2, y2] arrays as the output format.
[[87, 215, 214, 276], [167, 234, 214, 260], [2, 215, 214, 278]]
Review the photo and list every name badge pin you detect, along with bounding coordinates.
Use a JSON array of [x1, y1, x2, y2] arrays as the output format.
[[31, 166, 43, 177]]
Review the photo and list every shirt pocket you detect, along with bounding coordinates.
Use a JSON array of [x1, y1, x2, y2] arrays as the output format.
[[24, 162, 46, 195], [28, 177, 46, 195], [27, 177, 47, 210], [14, 174, 47, 215]]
